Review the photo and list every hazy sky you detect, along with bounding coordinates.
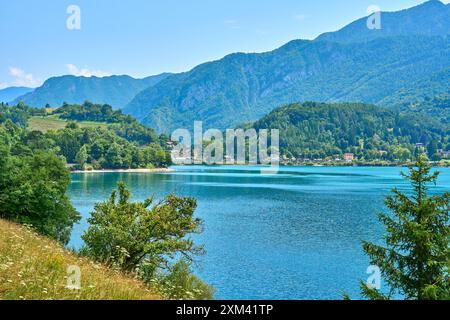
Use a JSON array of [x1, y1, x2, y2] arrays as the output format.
[[0, 0, 447, 88]]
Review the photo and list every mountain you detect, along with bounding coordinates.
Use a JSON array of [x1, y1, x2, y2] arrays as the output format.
[[13, 73, 171, 109], [123, 1, 450, 133], [316, 0, 450, 43], [249, 102, 448, 161], [379, 68, 450, 107], [0, 87, 34, 103]]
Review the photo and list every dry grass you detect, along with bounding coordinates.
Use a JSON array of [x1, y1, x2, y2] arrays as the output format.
[[28, 116, 108, 132], [0, 219, 160, 300]]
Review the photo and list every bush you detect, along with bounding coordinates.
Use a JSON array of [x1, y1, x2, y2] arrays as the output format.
[[81, 182, 213, 298], [148, 259, 215, 300]]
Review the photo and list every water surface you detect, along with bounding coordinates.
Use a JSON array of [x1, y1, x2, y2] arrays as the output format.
[[68, 166, 450, 299]]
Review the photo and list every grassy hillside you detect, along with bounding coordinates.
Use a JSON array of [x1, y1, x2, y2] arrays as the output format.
[[0, 219, 160, 300], [28, 116, 107, 132]]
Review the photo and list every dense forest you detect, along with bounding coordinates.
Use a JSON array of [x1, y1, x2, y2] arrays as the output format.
[[0, 102, 172, 170], [394, 93, 450, 125], [250, 102, 450, 162]]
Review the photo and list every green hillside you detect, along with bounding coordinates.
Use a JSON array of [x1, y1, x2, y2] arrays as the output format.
[[249, 102, 449, 161], [1, 102, 172, 170]]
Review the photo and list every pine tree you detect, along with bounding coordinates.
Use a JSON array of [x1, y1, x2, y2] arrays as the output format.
[[362, 155, 449, 300]]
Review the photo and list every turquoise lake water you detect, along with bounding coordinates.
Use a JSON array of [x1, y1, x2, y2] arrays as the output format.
[[68, 166, 450, 300]]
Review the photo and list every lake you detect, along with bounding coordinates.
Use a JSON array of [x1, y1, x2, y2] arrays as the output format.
[[68, 165, 450, 299]]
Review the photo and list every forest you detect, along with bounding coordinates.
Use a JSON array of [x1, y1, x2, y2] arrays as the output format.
[[250, 101, 450, 162], [0, 102, 172, 170]]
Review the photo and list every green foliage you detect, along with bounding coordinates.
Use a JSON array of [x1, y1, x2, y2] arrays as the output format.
[[54, 102, 161, 145], [0, 122, 80, 244], [3, 102, 172, 169], [250, 102, 449, 161], [46, 120, 171, 170], [361, 155, 449, 300], [394, 93, 450, 126], [149, 259, 215, 300], [55, 101, 135, 123], [75, 144, 89, 167], [81, 182, 212, 299], [81, 182, 203, 272], [0, 102, 30, 127]]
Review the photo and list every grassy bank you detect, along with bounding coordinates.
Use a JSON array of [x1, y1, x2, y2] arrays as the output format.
[[0, 219, 160, 300]]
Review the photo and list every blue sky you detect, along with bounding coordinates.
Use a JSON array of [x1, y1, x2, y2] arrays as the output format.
[[0, 0, 446, 88]]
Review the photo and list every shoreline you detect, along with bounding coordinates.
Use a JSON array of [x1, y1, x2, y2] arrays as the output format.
[[70, 163, 450, 173], [71, 168, 176, 173]]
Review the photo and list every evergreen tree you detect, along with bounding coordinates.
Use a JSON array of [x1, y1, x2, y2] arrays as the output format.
[[361, 155, 449, 300]]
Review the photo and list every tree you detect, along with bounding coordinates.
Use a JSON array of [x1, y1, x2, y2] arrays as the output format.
[[361, 155, 449, 300], [104, 143, 124, 169], [427, 140, 439, 158], [81, 182, 204, 273], [81, 182, 212, 299], [0, 126, 80, 244], [75, 144, 89, 167]]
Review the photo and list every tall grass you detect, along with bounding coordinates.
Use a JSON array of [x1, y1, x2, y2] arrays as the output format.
[[0, 219, 160, 300]]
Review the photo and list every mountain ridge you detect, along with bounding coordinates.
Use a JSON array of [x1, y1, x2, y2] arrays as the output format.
[[0, 86, 34, 103], [13, 73, 171, 109], [316, 0, 450, 43], [123, 0, 450, 132]]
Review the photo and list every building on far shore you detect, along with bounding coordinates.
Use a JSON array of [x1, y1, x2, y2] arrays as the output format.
[[437, 149, 450, 158], [344, 153, 354, 162]]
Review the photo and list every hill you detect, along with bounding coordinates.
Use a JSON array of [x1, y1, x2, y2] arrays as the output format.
[[13, 73, 171, 109], [0, 102, 172, 170], [249, 102, 449, 161], [394, 94, 450, 124], [0, 87, 34, 103], [123, 1, 450, 132], [0, 219, 159, 300]]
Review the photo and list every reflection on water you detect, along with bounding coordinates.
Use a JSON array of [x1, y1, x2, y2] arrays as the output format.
[[68, 165, 450, 299]]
